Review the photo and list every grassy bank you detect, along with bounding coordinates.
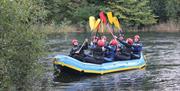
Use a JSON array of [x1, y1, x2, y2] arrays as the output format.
[[41, 21, 180, 34], [138, 21, 180, 32]]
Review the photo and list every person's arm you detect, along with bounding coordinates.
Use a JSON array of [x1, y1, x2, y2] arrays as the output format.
[[78, 38, 89, 50], [104, 46, 111, 50], [132, 42, 142, 48], [81, 42, 89, 50], [117, 38, 131, 48]]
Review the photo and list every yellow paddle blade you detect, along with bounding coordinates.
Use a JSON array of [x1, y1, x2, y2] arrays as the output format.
[[113, 17, 121, 29], [89, 16, 95, 31], [107, 12, 114, 24], [93, 18, 101, 30]]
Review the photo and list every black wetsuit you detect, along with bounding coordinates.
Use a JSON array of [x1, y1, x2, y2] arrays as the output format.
[[114, 48, 131, 60], [92, 46, 105, 60], [114, 39, 131, 60], [69, 42, 88, 61], [117, 39, 142, 59], [131, 42, 142, 59], [83, 46, 105, 64]]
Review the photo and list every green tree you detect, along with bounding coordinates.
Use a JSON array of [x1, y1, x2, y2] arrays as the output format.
[[102, 0, 157, 27], [165, 0, 180, 21], [44, 0, 157, 28], [0, 0, 46, 90], [149, 0, 168, 22], [44, 0, 99, 25], [150, 0, 180, 22], [44, 0, 71, 23]]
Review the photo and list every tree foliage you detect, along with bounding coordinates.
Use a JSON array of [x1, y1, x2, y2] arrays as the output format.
[[150, 0, 180, 22], [44, 0, 179, 27], [103, 0, 157, 27], [0, 0, 179, 90], [44, 0, 157, 28], [0, 0, 46, 90]]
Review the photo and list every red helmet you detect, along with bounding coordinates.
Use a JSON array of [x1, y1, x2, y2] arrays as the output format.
[[126, 38, 133, 45], [71, 39, 78, 45], [97, 40, 105, 47], [134, 35, 140, 39], [110, 39, 118, 46]]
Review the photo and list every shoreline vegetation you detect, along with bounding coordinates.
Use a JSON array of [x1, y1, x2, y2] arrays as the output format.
[[42, 21, 180, 34], [0, 0, 179, 91]]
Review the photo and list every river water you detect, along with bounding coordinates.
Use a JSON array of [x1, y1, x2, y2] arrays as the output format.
[[45, 32, 180, 91]]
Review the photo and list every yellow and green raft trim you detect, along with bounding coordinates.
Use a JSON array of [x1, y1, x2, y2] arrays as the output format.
[[53, 53, 146, 75]]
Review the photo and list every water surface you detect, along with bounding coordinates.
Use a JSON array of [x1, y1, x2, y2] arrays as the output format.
[[46, 32, 180, 91]]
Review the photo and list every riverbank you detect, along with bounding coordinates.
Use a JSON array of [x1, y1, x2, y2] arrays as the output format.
[[40, 21, 180, 34], [136, 21, 180, 32]]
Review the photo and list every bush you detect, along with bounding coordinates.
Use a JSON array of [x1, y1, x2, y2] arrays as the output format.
[[0, 0, 47, 90]]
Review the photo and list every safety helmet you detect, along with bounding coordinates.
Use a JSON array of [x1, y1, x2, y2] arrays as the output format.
[[71, 39, 78, 45], [97, 40, 105, 47], [110, 39, 118, 46], [126, 38, 133, 45], [134, 35, 140, 42], [134, 35, 140, 39]]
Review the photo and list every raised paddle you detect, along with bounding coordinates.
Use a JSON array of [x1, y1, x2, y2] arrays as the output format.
[[107, 12, 114, 25], [89, 16, 95, 31], [99, 11, 107, 33], [94, 18, 101, 37], [75, 38, 88, 54], [113, 17, 121, 30], [89, 17, 101, 38], [106, 23, 116, 38], [75, 17, 99, 54]]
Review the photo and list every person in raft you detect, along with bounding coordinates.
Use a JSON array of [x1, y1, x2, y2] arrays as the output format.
[[131, 35, 142, 59], [90, 36, 98, 48], [89, 36, 99, 55], [92, 39, 106, 60], [114, 36, 131, 60], [83, 39, 106, 64], [116, 37, 134, 59], [104, 39, 118, 61], [116, 35, 142, 59], [69, 38, 88, 61], [101, 36, 108, 46]]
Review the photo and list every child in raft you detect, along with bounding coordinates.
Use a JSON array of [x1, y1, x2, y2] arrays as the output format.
[[69, 38, 88, 61], [83, 39, 106, 64], [116, 35, 142, 59], [131, 35, 142, 59]]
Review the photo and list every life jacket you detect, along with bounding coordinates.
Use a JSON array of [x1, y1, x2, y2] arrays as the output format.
[[116, 40, 131, 56], [89, 42, 97, 49], [70, 45, 85, 57], [132, 42, 142, 54], [92, 46, 105, 59], [105, 45, 117, 59]]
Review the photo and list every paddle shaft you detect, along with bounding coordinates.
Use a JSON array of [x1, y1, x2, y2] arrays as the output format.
[[106, 23, 116, 38], [75, 39, 86, 53]]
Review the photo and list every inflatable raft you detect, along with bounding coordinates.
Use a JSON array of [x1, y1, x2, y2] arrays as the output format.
[[53, 53, 146, 75]]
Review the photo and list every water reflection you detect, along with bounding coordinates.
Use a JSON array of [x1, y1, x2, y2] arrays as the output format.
[[52, 69, 153, 91]]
